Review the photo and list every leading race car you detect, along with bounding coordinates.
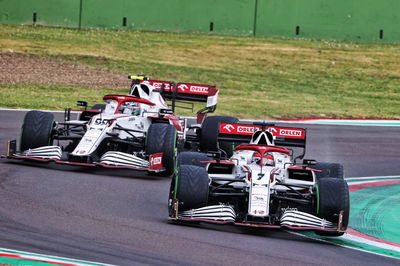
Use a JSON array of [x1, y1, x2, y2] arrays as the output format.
[[169, 122, 350, 236], [4, 76, 219, 177]]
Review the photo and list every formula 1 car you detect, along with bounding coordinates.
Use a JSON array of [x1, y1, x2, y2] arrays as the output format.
[[169, 122, 350, 236], [4, 76, 219, 177]]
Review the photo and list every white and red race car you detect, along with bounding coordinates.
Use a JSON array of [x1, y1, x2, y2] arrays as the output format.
[[5, 76, 219, 176], [169, 122, 350, 236]]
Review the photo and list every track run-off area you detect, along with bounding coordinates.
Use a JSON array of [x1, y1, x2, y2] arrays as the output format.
[[300, 176, 400, 260], [0, 109, 399, 265], [1, 177, 399, 266]]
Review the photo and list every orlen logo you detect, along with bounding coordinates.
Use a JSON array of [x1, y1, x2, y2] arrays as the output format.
[[238, 126, 256, 133], [152, 82, 171, 90], [189, 86, 208, 93], [141, 81, 151, 86], [279, 129, 302, 137], [223, 124, 235, 133], [178, 84, 188, 92]]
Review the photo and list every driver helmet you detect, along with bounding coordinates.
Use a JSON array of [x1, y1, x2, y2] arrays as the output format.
[[252, 152, 275, 166], [122, 102, 141, 115], [263, 152, 275, 166]]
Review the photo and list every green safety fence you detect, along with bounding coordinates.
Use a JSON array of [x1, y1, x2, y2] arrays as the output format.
[[1, 0, 400, 42]]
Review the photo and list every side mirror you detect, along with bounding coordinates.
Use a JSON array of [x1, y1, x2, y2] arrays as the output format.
[[303, 159, 317, 165], [207, 151, 222, 161], [77, 101, 88, 109], [159, 109, 174, 115]]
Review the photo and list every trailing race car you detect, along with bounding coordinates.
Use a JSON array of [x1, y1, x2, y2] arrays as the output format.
[[4, 76, 220, 177], [169, 122, 350, 236]]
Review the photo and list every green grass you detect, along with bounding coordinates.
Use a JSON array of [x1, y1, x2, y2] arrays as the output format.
[[1, 24, 400, 119]]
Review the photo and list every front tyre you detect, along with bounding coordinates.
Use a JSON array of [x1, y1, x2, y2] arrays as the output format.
[[146, 123, 177, 177], [174, 165, 209, 212], [20, 111, 55, 151], [315, 177, 350, 236]]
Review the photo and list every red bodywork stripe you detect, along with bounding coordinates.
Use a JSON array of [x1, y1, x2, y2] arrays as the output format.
[[8, 155, 149, 170], [178, 218, 338, 231], [96, 163, 148, 171], [8, 155, 53, 162], [55, 160, 96, 166], [103, 95, 155, 106], [235, 144, 290, 155], [200, 160, 235, 165]]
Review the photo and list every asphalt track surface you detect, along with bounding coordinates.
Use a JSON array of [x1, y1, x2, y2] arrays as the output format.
[[0, 110, 399, 265]]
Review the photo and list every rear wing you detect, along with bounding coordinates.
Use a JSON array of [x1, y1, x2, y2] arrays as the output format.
[[218, 122, 306, 148], [128, 76, 218, 121]]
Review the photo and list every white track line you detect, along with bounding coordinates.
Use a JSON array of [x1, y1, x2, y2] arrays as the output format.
[[0, 247, 113, 265], [288, 231, 400, 261]]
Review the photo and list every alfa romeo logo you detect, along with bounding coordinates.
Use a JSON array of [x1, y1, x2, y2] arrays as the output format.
[[223, 124, 235, 132]]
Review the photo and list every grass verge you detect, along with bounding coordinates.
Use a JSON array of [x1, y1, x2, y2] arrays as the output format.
[[0, 83, 124, 110], [1, 25, 400, 119]]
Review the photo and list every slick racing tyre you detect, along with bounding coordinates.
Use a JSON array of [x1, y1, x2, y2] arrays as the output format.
[[315, 177, 350, 236], [20, 111, 55, 151], [200, 116, 239, 157], [146, 123, 177, 177], [176, 165, 209, 211], [178, 152, 210, 168], [313, 162, 344, 179]]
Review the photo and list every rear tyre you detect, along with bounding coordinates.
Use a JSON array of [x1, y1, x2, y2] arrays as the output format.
[[313, 162, 344, 179], [146, 123, 177, 177], [20, 111, 55, 151], [176, 165, 209, 211], [315, 177, 350, 236], [200, 116, 239, 157], [178, 152, 210, 168]]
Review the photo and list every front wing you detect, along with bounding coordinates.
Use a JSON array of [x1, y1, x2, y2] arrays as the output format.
[[4, 140, 164, 173], [169, 203, 344, 233]]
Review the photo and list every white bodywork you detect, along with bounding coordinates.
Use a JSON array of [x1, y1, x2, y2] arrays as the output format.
[[71, 113, 152, 156], [209, 148, 316, 219], [72, 88, 172, 157]]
